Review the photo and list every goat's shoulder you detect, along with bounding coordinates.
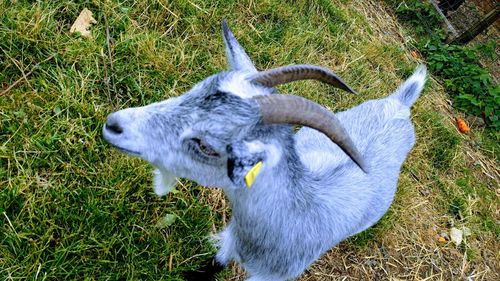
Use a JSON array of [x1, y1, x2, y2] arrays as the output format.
[[295, 96, 413, 174]]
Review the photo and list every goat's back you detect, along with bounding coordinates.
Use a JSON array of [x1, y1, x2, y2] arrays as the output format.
[[295, 66, 426, 235]]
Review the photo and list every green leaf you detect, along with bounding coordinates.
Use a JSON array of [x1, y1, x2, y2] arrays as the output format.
[[156, 214, 177, 228]]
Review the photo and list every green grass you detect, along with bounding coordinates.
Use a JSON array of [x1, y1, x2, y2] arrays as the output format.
[[1, 0, 498, 280], [421, 112, 461, 171]]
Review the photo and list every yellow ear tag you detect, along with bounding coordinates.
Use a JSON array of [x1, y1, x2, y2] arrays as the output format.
[[244, 161, 263, 188]]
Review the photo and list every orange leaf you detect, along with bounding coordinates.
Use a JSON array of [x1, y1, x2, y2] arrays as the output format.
[[456, 118, 470, 134], [411, 50, 418, 58]]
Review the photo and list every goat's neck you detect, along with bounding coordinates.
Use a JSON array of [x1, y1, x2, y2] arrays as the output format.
[[227, 131, 315, 206], [272, 137, 312, 191]]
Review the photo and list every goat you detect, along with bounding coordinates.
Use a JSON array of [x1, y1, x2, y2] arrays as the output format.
[[103, 21, 426, 281]]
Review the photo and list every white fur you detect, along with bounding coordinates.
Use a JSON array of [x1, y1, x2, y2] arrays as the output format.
[[382, 98, 410, 120], [299, 150, 337, 173], [246, 140, 283, 168], [219, 72, 266, 99], [213, 224, 240, 265], [153, 169, 177, 196]]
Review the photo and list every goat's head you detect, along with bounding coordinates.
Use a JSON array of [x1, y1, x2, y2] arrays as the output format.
[[103, 21, 366, 190]]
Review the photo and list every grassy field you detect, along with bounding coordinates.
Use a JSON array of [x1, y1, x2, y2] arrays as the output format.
[[1, 0, 498, 280]]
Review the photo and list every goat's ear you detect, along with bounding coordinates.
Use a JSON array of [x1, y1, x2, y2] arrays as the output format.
[[392, 65, 427, 107], [226, 143, 263, 188], [221, 20, 257, 72]]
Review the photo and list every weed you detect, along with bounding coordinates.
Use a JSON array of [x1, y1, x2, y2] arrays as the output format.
[[421, 40, 500, 129]]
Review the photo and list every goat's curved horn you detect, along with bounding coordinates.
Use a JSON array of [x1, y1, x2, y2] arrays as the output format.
[[253, 94, 367, 172], [250, 64, 358, 94]]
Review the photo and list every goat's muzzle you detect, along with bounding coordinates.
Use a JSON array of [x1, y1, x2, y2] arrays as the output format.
[[105, 113, 124, 135], [103, 112, 142, 156]]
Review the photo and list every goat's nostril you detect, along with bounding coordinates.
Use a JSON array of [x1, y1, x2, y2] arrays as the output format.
[[106, 121, 123, 134]]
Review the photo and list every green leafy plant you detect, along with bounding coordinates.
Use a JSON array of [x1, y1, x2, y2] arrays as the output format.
[[384, 0, 499, 130], [421, 40, 500, 129], [390, 1, 443, 36]]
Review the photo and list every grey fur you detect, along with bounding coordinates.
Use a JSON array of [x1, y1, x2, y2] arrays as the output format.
[[102, 22, 427, 281]]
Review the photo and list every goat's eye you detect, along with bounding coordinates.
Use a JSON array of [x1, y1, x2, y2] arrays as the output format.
[[191, 138, 220, 157]]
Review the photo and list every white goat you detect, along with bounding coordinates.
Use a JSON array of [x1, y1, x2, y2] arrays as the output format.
[[103, 21, 426, 281]]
